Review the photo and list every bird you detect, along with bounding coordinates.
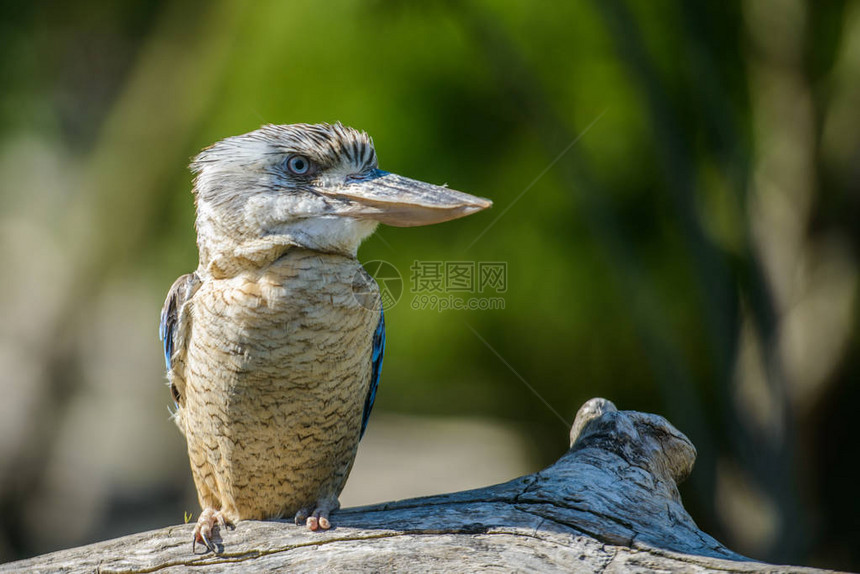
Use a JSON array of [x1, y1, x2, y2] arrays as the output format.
[[158, 122, 491, 552]]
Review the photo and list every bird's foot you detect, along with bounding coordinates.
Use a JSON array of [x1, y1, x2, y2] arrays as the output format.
[[294, 497, 340, 531], [192, 508, 233, 553]]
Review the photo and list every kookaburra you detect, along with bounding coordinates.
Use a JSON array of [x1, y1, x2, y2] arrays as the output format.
[[159, 123, 491, 552]]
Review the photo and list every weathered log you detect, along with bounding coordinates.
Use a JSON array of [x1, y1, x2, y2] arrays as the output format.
[[0, 399, 836, 573]]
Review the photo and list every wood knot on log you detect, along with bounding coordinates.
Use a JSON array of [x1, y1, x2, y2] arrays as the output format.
[[569, 397, 697, 485]]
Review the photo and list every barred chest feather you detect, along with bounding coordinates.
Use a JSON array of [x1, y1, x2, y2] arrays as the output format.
[[182, 248, 380, 519]]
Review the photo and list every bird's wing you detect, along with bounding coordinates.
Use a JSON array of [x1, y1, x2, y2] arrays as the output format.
[[159, 272, 201, 405], [360, 308, 385, 439]]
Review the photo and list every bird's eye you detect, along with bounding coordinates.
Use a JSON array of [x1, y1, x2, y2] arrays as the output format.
[[286, 155, 311, 175]]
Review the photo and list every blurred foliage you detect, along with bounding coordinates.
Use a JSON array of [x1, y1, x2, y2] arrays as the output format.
[[0, 0, 858, 570]]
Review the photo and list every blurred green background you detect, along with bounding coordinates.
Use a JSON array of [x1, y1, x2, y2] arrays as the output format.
[[1, 0, 858, 569]]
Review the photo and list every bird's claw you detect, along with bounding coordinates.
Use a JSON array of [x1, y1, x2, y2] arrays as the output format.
[[307, 512, 329, 531], [295, 499, 338, 531], [192, 531, 212, 554], [192, 508, 230, 554]]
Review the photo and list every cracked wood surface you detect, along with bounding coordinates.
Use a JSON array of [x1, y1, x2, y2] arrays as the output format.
[[0, 398, 838, 573]]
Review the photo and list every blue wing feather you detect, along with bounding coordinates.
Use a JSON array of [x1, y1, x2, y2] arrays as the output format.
[[159, 312, 173, 371], [159, 301, 175, 371], [360, 308, 385, 439], [159, 272, 200, 373]]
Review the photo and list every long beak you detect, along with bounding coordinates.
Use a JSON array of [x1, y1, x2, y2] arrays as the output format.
[[320, 169, 492, 227]]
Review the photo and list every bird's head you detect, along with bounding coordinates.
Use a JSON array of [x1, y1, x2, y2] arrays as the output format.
[[191, 122, 491, 276]]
